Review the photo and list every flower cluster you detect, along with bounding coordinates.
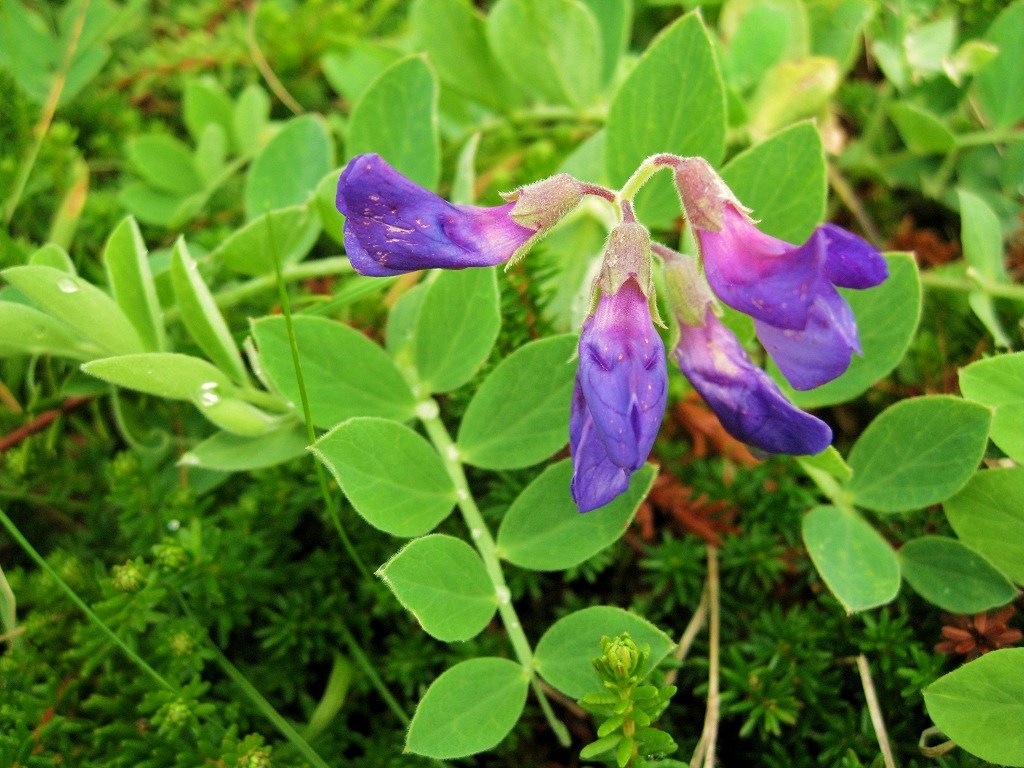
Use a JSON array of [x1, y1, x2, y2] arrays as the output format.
[[336, 153, 887, 512]]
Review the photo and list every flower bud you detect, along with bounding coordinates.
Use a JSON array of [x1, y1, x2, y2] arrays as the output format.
[[600, 221, 653, 297], [503, 173, 585, 232], [671, 157, 747, 233]]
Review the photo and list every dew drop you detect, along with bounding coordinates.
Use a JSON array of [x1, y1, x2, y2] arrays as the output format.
[[446, 445, 460, 462], [196, 381, 220, 407], [166, 519, 181, 532], [179, 454, 200, 467], [415, 400, 439, 420], [57, 278, 79, 294], [496, 586, 512, 605], [470, 528, 483, 540], [456, 489, 470, 502]]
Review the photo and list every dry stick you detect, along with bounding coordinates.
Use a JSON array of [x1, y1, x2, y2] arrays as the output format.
[[826, 164, 884, 248], [857, 654, 899, 768], [664, 589, 709, 687], [0, 397, 91, 453], [689, 546, 721, 768], [2, 1, 90, 224], [246, 1, 304, 115]]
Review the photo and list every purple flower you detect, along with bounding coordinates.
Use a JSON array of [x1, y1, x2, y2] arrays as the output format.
[[696, 204, 888, 390], [336, 154, 536, 276], [570, 277, 668, 512], [675, 306, 832, 455]]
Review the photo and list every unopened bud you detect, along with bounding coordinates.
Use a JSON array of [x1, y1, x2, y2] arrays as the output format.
[[662, 250, 715, 328], [600, 221, 652, 296], [503, 173, 585, 232], [112, 559, 145, 592], [672, 157, 747, 233]]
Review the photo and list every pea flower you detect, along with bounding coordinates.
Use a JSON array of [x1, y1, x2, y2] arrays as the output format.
[[673, 158, 888, 390], [336, 153, 583, 276], [570, 222, 668, 512], [663, 249, 832, 456]]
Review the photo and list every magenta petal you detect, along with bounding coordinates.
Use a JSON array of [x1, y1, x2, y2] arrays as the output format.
[[819, 224, 889, 289], [337, 154, 535, 275], [755, 288, 860, 390], [676, 309, 832, 455], [569, 379, 631, 513], [576, 279, 667, 471]]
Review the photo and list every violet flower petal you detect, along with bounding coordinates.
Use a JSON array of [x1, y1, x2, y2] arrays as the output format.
[[676, 308, 832, 455], [576, 279, 668, 471], [754, 287, 860, 390], [569, 379, 631, 513], [337, 154, 535, 275], [819, 224, 889, 289]]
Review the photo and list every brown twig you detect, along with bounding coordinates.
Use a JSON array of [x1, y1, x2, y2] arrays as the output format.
[[857, 654, 898, 768], [0, 397, 91, 453], [539, 679, 588, 719], [664, 589, 709, 687], [246, 1, 304, 115], [826, 163, 883, 247], [689, 546, 721, 768]]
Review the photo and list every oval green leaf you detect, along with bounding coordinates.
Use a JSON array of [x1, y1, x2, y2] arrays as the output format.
[[802, 505, 900, 613], [458, 334, 577, 469], [379, 534, 497, 641], [346, 55, 440, 190], [973, 1, 1024, 128], [212, 205, 321, 276], [898, 536, 1016, 614], [924, 649, 1024, 766], [960, 352, 1024, 463], [180, 423, 308, 472], [847, 396, 991, 513], [102, 216, 166, 352], [253, 315, 417, 429], [2, 265, 144, 356], [82, 353, 235, 402], [497, 460, 655, 571], [0, 301, 90, 359], [312, 417, 456, 537], [535, 607, 673, 698], [944, 467, 1024, 584], [406, 657, 529, 758], [245, 115, 333, 218], [414, 268, 501, 394]]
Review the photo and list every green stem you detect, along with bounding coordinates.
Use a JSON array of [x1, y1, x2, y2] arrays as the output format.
[[955, 129, 1024, 148], [798, 460, 858, 515], [0, 505, 175, 691], [861, 81, 895, 152], [417, 400, 572, 747], [919, 271, 1024, 303], [234, 387, 292, 413], [618, 155, 672, 203], [165, 257, 354, 322], [268, 228, 412, 727]]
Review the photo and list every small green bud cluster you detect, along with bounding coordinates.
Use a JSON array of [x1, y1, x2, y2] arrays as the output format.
[[577, 633, 680, 767], [111, 558, 146, 592]]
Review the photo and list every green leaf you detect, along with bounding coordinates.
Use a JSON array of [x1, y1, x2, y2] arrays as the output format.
[[784, 253, 921, 408], [924, 649, 1024, 766], [973, 1, 1024, 128], [126, 134, 204, 196], [346, 55, 440, 190], [720, 0, 810, 60], [888, 102, 956, 155], [796, 446, 852, 483], [451, 133, 481, 205], [117, 183, 194, 229], [406, 658, 529, 758], [414, 268, 501, 393], [253, 315, 415, 428], [211, 205, 321, 276], [313, 417, 456, 537], [846, 396, 992, 513], [102, 216, 166, 353], [959, 352, 1024, 463], [579, 0, 631, 85], [747, 57, 839, 141], [721, 3, 788, 91], [198, 397, 282, 437], [898, 536, 1016, 613], [535, 607, 673, 698], [1, 266, 144, 356], [410, 0, 520, 111], [386, 283, 428, 355], [0, 301, 89, 359], [458, 335, 577, 469], [314, 169, 345, 244], [29, 244, 75, 272], [245, 115, 333, 219], [194, 123, 227, 184], [806, 0, 872, 73], [232, 84, 270, 156], [944, 468, 1024, 584], [321, 43, 403, 104], [802, 506, 899, 612], [82, 353, 234, 401], [959, 189, 1011, 346], [487, 0, 602, 108], [378, 534, 497, 641], [606, 13, 725, 223], [183, 77, 234, 149], [721, 122, 826, 243], [169, 239, 251, 386], [496, 460, 655, 571], [180, 423, 308, 472]]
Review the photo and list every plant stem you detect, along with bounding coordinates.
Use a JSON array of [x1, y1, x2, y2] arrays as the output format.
[[618, 155, 674, 203], [0, 505, 175, 691], [2, 1, 89, 225], [246, 1, 304, 114], [663, 588, 708, 687], [919, 271, 1024, 303], [955, 129, 1024, 148], [689, 546, 720, 768], [857, 654, 898, 768], [417, 400, 572, 747], [268, 231, 413, 727], [826, 164, 883, 247]]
